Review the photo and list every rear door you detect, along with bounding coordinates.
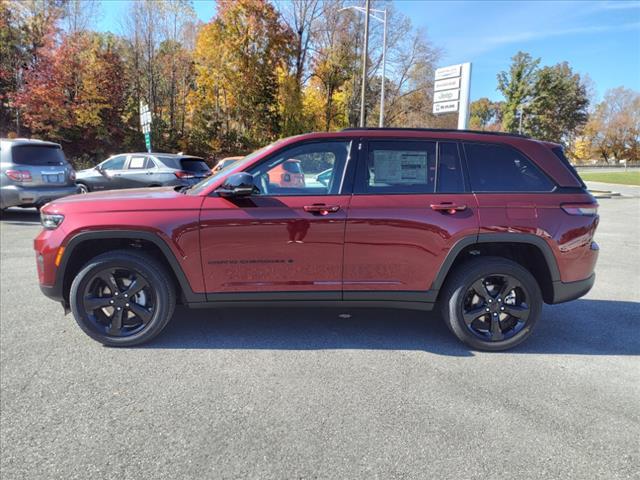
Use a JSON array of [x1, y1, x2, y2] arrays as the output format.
[[199, 140, 354, 299], [120, 155, 155, 188], [343, 139, 479, 301]]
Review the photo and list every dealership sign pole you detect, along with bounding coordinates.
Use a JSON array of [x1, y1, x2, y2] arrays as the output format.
[[140, 101, 152, 153], [432, 62, 472, 130]]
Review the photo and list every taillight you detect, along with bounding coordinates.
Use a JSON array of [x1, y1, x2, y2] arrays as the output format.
[[69, 171, 76, 181], [5, 170, 32, 182], [175, 171, 195, 179], [561, 203, 599, 216]]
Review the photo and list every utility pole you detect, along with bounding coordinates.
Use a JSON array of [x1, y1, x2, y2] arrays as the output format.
[[339, 3, 387, 127], [379, 8, 387, 127], [359, 0, 370, 128]]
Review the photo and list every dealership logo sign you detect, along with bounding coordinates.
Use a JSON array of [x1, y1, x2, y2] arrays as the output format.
[[433, 62, 472, 130]]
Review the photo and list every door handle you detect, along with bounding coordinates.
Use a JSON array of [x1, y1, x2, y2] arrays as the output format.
[[304, 204, 340, 216], [430, 202, 467, 214]]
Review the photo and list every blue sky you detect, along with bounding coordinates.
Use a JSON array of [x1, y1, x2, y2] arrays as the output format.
[[96, 0, 640, 103]]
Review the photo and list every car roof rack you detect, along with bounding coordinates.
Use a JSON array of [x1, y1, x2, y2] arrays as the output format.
[[340, 127, 530, 139]]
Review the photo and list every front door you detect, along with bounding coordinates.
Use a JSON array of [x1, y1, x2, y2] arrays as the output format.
[[199, 140, 355, 300], [343, 139, 479, 300]]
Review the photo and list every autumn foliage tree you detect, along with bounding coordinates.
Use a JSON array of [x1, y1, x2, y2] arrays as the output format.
[[188, 0, 293, 154], [12, 30, 130, 159]]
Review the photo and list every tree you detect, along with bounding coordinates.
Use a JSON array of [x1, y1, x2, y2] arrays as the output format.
[[497, 51, 540, 133], [577, 87, 640, 163], [12, 30, 131, 159], [469, 98, 499, 131], [188, 0, 293, 153], [527, 62, 589, 144]]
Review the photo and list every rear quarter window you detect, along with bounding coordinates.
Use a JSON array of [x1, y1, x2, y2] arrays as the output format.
[[11, 145, 66, 166], [464, 142, 554, 192]]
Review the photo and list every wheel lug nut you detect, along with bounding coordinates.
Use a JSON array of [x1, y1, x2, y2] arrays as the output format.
[[501, 307, 505, 311], [485, 308, 490, 312], [109, 300, 114, 304], [493, 313, 497, 316], [125, 303, 129, 307], [116, 307, 122, 311], [114, 292, 119, 296], [124, 294, 128, 298], [488, 299, 492, 303]]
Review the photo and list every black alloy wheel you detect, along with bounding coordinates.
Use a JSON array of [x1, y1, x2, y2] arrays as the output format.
[[70, 250, 176, 346], [81, 267, 155, 337], [462, 274, 530, 342], [441, 256, 542, 351]]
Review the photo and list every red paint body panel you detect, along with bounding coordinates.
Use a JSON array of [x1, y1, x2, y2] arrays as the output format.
[[344, 194, 479, 290], [33, 129, 599, 308], [475, 192, 599, 282], [199, 195, 349, 296], [35, 187, 206, 292]]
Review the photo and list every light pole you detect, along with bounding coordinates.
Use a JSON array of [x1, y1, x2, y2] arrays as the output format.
[[339, 2, 388, 127]]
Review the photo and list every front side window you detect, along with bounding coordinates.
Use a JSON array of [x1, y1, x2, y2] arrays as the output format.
[[357, 141, 436, 194], [248, 141, 351, 196], [101, 155, 126, 171], [464, 143, 554, 192]]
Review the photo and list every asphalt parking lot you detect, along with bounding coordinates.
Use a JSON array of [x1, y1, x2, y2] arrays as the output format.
[[1, 195, 638, 479]]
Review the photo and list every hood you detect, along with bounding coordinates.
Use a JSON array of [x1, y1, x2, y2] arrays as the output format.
[[42, 187, 202, 214]]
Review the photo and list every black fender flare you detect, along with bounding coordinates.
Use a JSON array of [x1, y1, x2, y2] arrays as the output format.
[[55, 230, 206, 304], [430, 232, 561, 292]]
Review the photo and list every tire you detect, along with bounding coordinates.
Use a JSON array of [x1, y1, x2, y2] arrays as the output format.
[[440, 256, 542, 351], [77, 183, 89, 194], [70, 250, 176, 346]]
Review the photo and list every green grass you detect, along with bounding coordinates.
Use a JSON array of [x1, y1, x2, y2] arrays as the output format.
[[579, 171, 640, 186]]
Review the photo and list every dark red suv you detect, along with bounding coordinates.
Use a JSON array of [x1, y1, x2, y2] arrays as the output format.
[[34, 128, 599, 350]]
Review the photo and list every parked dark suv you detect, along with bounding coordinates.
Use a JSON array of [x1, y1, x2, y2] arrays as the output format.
[[75, 153, 210, 193], [1, 138, 78, 209], [35, 128, 599, 350]]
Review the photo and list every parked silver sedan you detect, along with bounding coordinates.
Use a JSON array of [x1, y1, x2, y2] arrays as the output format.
[[75, 153, 211, 193], [1, 138, 78, 210]]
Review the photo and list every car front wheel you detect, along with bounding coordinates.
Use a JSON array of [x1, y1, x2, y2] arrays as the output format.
[[440, 257, 542, 351], [70, 250, 176, 346]]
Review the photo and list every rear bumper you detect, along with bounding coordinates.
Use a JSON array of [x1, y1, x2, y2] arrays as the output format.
[[551, 274, 595, 304], [1, 184, 79, 208]]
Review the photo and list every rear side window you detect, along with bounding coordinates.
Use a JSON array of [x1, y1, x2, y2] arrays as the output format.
[[359, 141, 436, 194], [464, 143, 554, 192], [437, 143, 465, 193], [11, 145, 66, 166], [127, 156, 152, 169], [179, 158, 210, 173]]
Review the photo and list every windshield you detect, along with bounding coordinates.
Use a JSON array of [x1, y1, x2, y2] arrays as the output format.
[[187, 142, 279, 195]]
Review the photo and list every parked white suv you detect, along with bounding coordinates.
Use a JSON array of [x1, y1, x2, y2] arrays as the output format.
[[1, 138, 78, 210]]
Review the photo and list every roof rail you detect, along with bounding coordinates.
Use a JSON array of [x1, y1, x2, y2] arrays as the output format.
[[340, 127, 530, 139]]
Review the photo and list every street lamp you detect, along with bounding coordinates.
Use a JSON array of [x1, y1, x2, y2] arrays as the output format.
[[339, 3, 388, 127]]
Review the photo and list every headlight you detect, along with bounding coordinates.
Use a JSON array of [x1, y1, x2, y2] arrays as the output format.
[[40, 212, 65, 229]]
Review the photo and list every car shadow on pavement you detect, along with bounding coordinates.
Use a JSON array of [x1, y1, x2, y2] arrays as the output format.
[[144, 299, 639, 356], [0, 208, 41, 225]]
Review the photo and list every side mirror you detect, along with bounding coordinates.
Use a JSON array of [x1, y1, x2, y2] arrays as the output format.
[[216, 172, 256, 198]]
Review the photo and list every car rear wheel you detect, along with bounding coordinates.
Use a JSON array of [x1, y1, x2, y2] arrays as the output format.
[[440, 257, 542, 351], [70, 250, 176, 346], [77, 183, 89, 194]]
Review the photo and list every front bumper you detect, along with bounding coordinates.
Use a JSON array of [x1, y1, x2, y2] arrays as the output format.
[[551, 274, 595, 304], [1, 184, 79, 209]]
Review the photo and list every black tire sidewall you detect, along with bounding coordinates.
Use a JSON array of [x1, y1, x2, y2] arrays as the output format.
[[70, 251, 175, 347], [442, 257, 542, 351]]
